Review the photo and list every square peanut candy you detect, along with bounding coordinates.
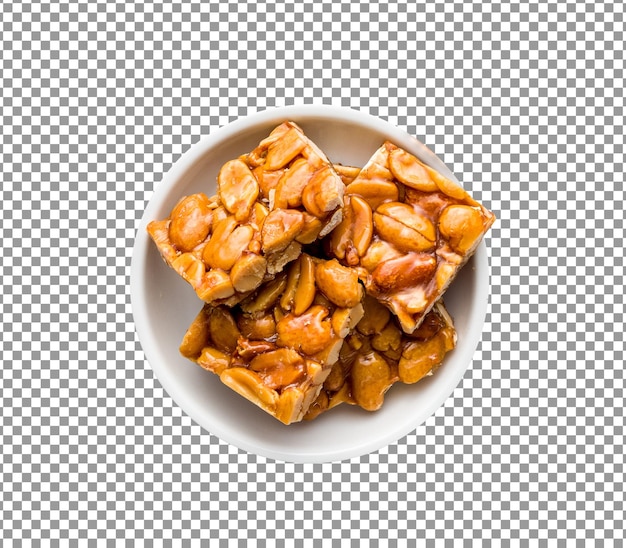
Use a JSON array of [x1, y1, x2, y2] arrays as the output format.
[[178, 254, 365, 425], [147, 121, 346, 307], [327, 141, 496, 333]]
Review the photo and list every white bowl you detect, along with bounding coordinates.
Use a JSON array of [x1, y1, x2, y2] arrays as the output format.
[[131, 105, 490, 463]]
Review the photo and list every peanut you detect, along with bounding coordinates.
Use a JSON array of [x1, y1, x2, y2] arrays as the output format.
[[210, 204, 229, 226], [374, 202, 435, 253], [304, 390, 330, 421], [195, 269, 235, 302], [217, 159, 260, 222], [350, 351, 392, 411], [264, 126, 306, 171], [237, 313, 277, 341], [351, 196, 374, 258], [249, 348, 305, 390], [388, 147, 438, 192], [279, 255, 300, 312], [202, 217, 252, 271], [171, 253, 205, 288], [229, 253, 267, 293], [333, 164, 361, 185], [301, 165, 344, 218], [318, 208, 344, 238], [345, 179, 398, 210], [324, 360, 347, 393], [311, 338, 344, 367], [359, 240, 403, 273], [331, 303, 365, 339], [147, 220, 179, 264], [426, 164, 469, 201], [240, 272, 287, 313], [438, 204, 485, 254], [306, 359, 330, 386], [208, 307, 241, 354], [236, 339, 277, 360], [266, 240, 302, 276], [276, 387, 306, 425], [276, 305, 333, 356], [293, 254, 316, 316], [253, 165, 286, 201], [399, 337, 448, 384], [296, 213, 323, 244], [435, 262, 457, 291], [371, 321, 402, 353], [197, 347, 231, 375], [315, 259, 363, 308], [261, 209, 305, 254], [329, 196, 373, 265], [273, 157, 314, 210], [249, 202, 269, 231], [168, 194, 213, 252], [179, 306, 212, 360], [370, 253, 437, 293]]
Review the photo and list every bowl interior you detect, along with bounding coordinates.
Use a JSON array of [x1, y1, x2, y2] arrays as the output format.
[[131, 106, 489, 463]]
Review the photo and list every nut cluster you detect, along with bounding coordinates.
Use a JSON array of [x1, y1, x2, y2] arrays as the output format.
[[328, 141, 496, 333], [148, 122, 494, 424], [304, 301, 456, 419], [147, 122, 346, 307], [180, 254, 364, 425]]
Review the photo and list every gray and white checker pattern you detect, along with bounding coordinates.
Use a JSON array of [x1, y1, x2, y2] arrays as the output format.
[[2, 0, 624, 543]]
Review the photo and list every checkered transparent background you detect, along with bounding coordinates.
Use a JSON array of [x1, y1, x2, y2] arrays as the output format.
[[2, 0, 624, 543]]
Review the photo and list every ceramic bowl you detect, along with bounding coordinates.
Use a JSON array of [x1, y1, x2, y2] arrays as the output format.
[[131, 105, 490, 463]]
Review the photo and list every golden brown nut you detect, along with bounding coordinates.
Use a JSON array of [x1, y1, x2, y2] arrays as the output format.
[[370, 254, 437, 294], [438, 204, 486, 255], [345, 179, 399, 210], [388, 147, 438, 192], [301, 165, 344, 219], [328, 195, 373, 266], [351, 351, 393, 411], [264, 126, 307, 170], [315, 259, 363, 309], [217, 159, 259, 222], [333, 164, 361, 185], [276, 305, 333, 356], [293, 254, 316, 315], [261, 209, 305, 254], [203, 218, 255, 272], [273, 158, 313, 210], [237, 313, 276, 340], [373, 202, 435, 253], [168, 194, 213, 252], [229, 253, 267, 293]]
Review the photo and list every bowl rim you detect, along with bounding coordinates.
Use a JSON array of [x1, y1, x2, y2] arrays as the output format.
[[130, 104, 491, 463]]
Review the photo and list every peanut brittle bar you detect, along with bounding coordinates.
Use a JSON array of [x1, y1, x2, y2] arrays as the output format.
[[328, 141, 496, 333], [304, 298, 456, 420], [147, 121, 346, 306], [179, 254, 365, 425]]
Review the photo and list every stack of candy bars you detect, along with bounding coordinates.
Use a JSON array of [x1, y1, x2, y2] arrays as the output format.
[[148, 122, 495, 424]]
